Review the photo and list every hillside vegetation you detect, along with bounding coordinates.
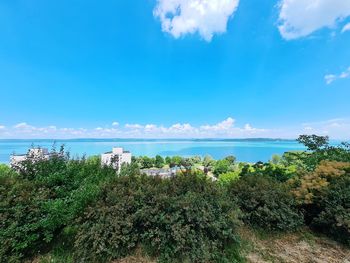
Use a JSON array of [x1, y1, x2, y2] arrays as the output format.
[[0, 135, 349, 263]]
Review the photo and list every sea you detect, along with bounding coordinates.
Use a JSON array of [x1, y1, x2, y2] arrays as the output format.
[[0, 138, 310, 164]]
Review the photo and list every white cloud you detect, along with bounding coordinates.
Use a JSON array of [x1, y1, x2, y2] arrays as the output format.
[[301, 118, 350, 139], [243, 123, 265, 133], [304, 126, 313, 131], [278, 0, 350, 40], [3, 117, 350, 139], [153, 0, 240, 41], [200, 117, 235, 131], [112, 122, 119, 127], [1, 118, 268, 139], [342, 22, 350, 33], [14, 122, 32, 129], [144, 124, 158, 132], [125, 123, 144, 129], [0, 125, 5, 129], [325, 67, 350, 84]]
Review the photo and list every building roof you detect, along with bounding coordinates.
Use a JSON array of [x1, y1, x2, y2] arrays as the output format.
[[103, 150, 130, 154]]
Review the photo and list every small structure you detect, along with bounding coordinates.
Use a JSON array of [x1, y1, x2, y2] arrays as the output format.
[[10, 148, 50, 170], [101, 147, 132, 172], [141, 167, 179, 178]]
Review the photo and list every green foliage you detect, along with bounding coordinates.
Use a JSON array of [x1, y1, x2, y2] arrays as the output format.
[[140, 156, 154, 169], [213, 159, 232, 177], [188, 155, 202, 165], [135, 155, 184, 169], [289, 160, 350, 245], [165, 156, 171, 165], [2, 137, 349, 262], [281, 151, 309, 170], [218, 171, 240, 186], [0, 148, 116, 262], [203, 155, 215, 167], [311, 175, 350, 246], [298, 134, 329, 151], [0, 164, 17, 177], [297, 134, 350, 170], [169, 156, 183, 167], [228, 176, 303, 232], [154, 155, 164, 168], [74, 174, 242, 263], [270, 154, 282, 165], [120, 162, 141, 177], [224, 155, 236, 165], [290, 160, 350, 205], [240, 162, 297, 182]]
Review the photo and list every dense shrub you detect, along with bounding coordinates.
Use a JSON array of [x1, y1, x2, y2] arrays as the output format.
[[74, 175, 143, 262], [290, 161, 350, 205], [297, 135, 350, 170], [239, 162, 297, 183], [213, 159, 232, 177], [0, 152, 116, 262], [74, 174, 241, 263], [228, 175, 303, 231], [0, 164, 17, 177], [311, 175, 350, 246], [218, 171, 240, 186], [1, 136, 349, 262], [289, 160, 350, 245]]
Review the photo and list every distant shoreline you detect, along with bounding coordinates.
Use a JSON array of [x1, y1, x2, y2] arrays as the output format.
[[0, 138, 297, 142]]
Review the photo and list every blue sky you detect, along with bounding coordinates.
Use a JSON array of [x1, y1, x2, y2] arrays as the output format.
[[0, 0, 350, 139]]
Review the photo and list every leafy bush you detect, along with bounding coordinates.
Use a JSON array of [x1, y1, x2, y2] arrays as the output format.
[[297, 135, 350, 170], [0, 164, 17, 177], [74, 174, 241, 263], [213, 159, 233, 177], [0, 151, 116, 262], [218, 171, 240, 186], [287, 160, 350, 245], [311, 175, 350, 246], [239, 162, 297, 182], [290, 160, 350, 205], [74, 175, 142, 262], [228, 176, 303, 231]]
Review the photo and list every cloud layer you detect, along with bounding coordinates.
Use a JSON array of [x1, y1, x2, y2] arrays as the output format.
[[1, 117, 350, 139], [325, 67, 350, 84], [0, 118, 267, 139], [302, 118, 350, 138], [278, 0, 350, 40], [153, 0, 240, 41], [152, 0, 350, 41], [342, 22, 350, 33]]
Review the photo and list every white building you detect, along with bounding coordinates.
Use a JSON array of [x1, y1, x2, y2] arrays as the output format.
[[101, 147, 132, 172], [10, 148, 50, 169]]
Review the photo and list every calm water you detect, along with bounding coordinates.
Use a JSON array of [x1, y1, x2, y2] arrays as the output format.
[[0, 139, 307, 164]]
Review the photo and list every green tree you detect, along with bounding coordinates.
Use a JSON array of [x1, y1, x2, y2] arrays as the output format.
[[228, 176, 303, 231], [213, 159, 231, 177], [170, 156, 182, 167], [218, 171, 240, 186], [297, 134, 350, 170], [154, 155, 164, 168], [297, 134, 329, 151], [165, 156, 171, 165], [270, 154, 282, 165], [140, 156, 154, 168], [224, 155, 236, 165], [203, 155, 215, 168]]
